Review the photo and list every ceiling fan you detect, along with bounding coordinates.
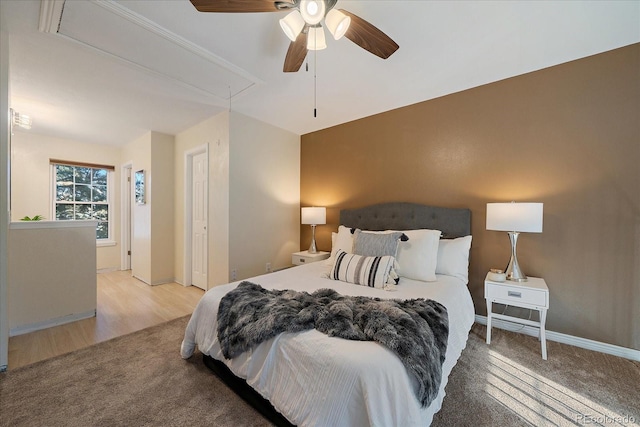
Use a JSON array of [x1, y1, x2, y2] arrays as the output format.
[[190, 0, 399, 72]]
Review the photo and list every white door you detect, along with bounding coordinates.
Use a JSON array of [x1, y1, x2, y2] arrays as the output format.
[[191, 152, 208, 290]]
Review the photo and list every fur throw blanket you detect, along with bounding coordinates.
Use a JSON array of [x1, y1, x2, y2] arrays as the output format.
[[217, 281, 449, 407]]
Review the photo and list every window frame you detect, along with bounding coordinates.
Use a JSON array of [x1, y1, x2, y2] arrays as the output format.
[[50, 161, 115, 246]]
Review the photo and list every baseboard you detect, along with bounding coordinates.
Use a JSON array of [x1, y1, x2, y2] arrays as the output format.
[[9, 310, 96, 337], [132, 274, 175, 286], [97, 267, 118, 274], [475, 315, 640, 362], [151, 278, 175, 286], [132, 274, 151, 285]]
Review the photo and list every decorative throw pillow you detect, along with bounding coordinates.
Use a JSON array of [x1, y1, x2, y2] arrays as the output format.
[[353, 229, 405, 258], [330, 249, 398, 288], [395, 229, 442, 282], [436, 235, 473, 283], [326, 225, 355, 266]]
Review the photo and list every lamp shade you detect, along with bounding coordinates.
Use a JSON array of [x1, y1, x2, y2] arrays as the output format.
[[307, 26, 327, 50], [325, 9, 350, 40], [279, 10, 305, 42], [301, 207, 326, 225], [486, 202, 543, 233]]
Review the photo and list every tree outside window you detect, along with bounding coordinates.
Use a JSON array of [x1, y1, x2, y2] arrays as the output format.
[[54, 164, 111, 240]]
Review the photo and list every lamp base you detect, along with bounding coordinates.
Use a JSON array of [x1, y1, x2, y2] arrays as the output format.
[[505, 231, 528, 282], [308, 224, 318, 254]]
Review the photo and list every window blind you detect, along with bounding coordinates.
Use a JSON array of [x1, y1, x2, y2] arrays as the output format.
[[50, 159, 115, 171]]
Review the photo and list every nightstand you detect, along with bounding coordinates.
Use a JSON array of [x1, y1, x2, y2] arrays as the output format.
[[485, 274, 550, 360], [292, 250, 330, 266]]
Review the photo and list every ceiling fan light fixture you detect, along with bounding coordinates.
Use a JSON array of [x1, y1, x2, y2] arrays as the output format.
[[307, 26, 327, 50], [279, 10, 305, 42], [325, 9, 350, 40], [300, 0, 326, 26]]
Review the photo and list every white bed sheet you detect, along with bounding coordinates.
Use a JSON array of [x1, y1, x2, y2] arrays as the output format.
[[182, 261, 475, 427]]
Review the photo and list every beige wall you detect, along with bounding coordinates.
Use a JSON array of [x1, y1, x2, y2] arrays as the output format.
[[301, 44, 640, 350], [174, 112, 230, 287], [149, 131, 175, 284], [10, 133, 122, 270], [229, 112, 300, 279], [122, 131, 175, 285], [8, 108, 299, 294], [122, 132, 152, 282], [175, 111, 300, 285], [7, 221, 97, 333], [174, 112, 300, 287]]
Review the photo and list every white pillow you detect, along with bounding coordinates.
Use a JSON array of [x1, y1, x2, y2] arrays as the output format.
[[436, 235, 473, 283], [326, 225, 354, 266], [395, 229, 442, 282]]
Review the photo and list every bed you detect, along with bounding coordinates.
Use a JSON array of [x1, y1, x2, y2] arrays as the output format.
[[181, 202, 475, 426]]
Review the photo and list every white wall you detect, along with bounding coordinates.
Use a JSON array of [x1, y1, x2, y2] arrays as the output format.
[[229, 112, 300, 279], [10, 132, 122, 270], [174, 112, 230, 287], [0, 14, 11, 370]]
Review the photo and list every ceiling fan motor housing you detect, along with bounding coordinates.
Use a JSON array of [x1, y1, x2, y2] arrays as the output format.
[[300, 0, 326, 25]]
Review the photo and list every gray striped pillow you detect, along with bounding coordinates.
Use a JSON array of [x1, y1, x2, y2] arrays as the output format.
[[353, 230, 405, 258], [330, 249, 397, 288]]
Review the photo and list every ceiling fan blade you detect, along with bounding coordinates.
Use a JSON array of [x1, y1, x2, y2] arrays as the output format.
[[190, 0, 287, 13], [340, 9, 399, 59], [283, 32, 308, 72]]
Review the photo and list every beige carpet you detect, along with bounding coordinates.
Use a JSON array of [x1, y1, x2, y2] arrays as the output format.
[[433, 325, 640, 426], [1, 317, 638, 427]]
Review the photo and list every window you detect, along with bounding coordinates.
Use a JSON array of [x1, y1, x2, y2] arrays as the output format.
[[51, 160, 114, 241]]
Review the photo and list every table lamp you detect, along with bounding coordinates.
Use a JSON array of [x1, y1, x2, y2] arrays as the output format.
[[301, 207, 326, 254], [486, 202, 543, 282]]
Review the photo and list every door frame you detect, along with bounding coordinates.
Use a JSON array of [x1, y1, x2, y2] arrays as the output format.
[[184, 144, 209, 289], [120, 162, 133, 271]]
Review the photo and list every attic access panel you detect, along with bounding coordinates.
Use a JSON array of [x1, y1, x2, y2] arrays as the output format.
[[54, 0, 261, 101]]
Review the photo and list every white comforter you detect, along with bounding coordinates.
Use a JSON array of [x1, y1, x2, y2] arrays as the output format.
[[181, 261, 475, 427]]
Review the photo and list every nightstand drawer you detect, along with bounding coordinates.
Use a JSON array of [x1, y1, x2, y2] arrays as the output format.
[[292, 251, 330, 266], [293, 255, 309, 265], [486, 284, 547, 307]]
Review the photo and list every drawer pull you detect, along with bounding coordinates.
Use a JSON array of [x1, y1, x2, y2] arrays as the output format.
[[508, 291, 522, 298], [299, 258, 306, 263]]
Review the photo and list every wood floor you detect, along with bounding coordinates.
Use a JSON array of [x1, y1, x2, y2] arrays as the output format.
[[8, 270, 204, 370]]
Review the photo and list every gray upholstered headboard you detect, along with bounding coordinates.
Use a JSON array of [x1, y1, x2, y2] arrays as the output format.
[[340, 202, 471, 238]]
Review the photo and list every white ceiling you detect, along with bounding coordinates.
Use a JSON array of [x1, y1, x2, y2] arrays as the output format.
[[3, 0, 639, 146]]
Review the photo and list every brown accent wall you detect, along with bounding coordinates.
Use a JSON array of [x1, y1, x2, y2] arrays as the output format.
[[301, 44, 640, 350]]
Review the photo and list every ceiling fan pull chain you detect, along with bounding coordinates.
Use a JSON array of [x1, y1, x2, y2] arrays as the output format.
[[314, 43, 317, 118]]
